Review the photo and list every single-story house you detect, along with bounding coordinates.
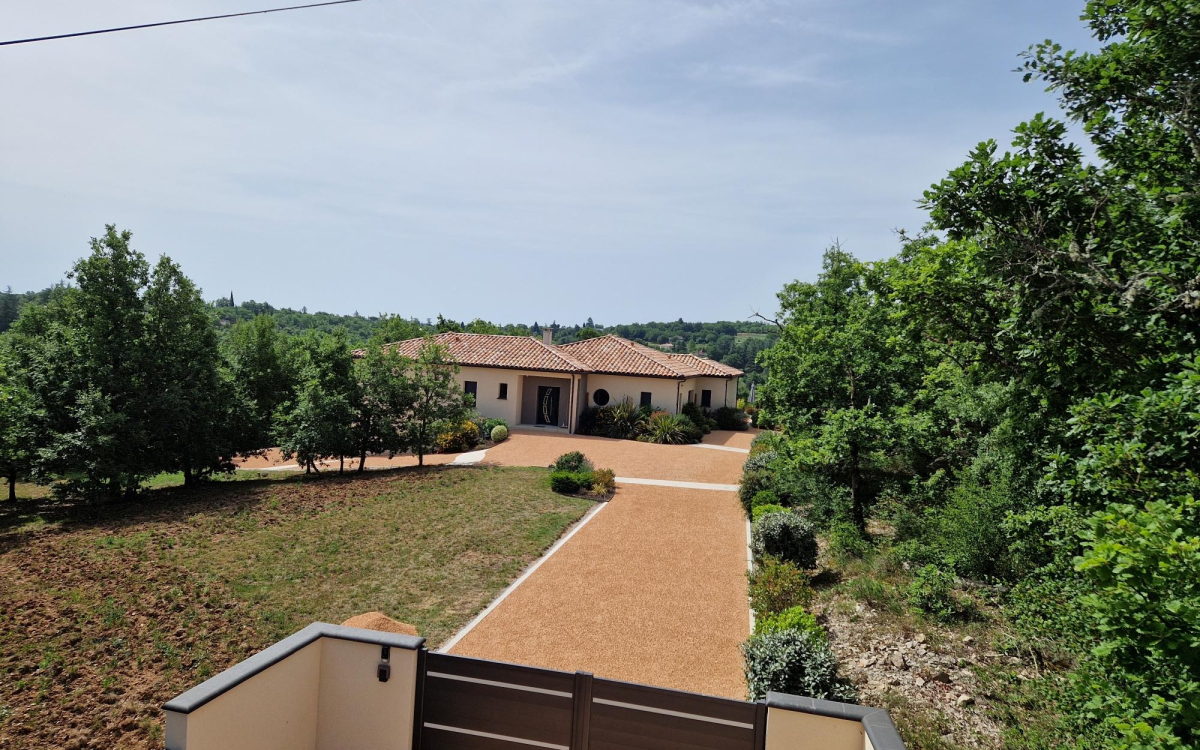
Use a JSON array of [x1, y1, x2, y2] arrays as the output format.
[[378, 331, 742, 433]]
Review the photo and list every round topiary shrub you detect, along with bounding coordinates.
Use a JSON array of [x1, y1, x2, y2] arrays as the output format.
[[491, 425, 509, 443], [755, 605, 825, 641], [739, 470, 773, 513], [752, 512, 819, 569], [751, 504, 788, 523], [742, 629, 854, 701]]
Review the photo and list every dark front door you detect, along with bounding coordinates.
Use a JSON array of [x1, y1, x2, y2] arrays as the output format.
[[536, 386, 560, 426]]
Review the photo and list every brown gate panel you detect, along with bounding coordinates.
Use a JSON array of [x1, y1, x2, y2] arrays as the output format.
[[588, 678, 758, 750], [421, 652, 575, 750]]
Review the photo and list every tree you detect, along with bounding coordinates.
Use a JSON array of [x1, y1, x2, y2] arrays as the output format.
[[759, 246, 922, 529], [143, 256, 237, 484], [350, 343, 415, 472], [402, 339, 471, 466], [576, 327, 601, 340], [224, 315, 297, 453], [435, 314, 463, 333], [0, 348, 38, 501], [374, 314, 424, 344], [275, 330, 356, 473]]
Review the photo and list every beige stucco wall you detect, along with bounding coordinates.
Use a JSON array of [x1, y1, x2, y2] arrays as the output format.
[[316, 639, 418, 750], [169, 641, 322, 750], [693, 377, 737, 409], [764, 705, 865, 750], [456, 366, 523, 426], [584, 374, 682, 414], [167, 637, 420, 750]]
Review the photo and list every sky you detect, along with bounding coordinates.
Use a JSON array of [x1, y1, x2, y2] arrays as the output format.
[[0, 0, 1096, 325]]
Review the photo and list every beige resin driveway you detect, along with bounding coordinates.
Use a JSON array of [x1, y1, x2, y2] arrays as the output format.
[[446, 428, 753, 699]]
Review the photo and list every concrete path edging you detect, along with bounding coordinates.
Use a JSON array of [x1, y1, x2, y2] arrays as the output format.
[[614, 476, 740, 492], [692, 443, 751, 454]]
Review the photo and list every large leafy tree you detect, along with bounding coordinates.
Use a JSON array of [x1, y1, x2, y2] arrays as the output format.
[[275, 330, 357, 473], [224, 315, 297, 453], [760, 246, 924, 529], [143, 256, 237, 484], [403, 339, 471, 467], [350, 342, 416, 472], [0, 348, 39, 501]]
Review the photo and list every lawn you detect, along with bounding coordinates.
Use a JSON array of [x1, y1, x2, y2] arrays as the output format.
[[0, 466, 593, 749]]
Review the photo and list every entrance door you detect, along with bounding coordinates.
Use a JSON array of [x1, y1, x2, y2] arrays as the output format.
[[536, 386, 560, 426]]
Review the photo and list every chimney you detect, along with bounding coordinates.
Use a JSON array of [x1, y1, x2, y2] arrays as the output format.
[[543, 327, 554, 345]]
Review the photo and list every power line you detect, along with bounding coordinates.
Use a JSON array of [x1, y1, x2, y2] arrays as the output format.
[[0, 0, 367, 47]]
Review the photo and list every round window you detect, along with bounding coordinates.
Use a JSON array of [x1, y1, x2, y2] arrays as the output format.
[[593, 389, 610, 406]]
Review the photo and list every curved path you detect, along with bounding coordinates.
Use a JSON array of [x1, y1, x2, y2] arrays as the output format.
[[445, 428, 754, 699]]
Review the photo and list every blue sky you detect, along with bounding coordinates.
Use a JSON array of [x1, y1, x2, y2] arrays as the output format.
[[0, 0, 1095, 325]]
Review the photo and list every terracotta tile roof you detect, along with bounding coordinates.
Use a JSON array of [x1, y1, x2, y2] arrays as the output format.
[[559, 335, 740, 379], [358, 332, 743, 379], [667, 353, 744, 377], [376, 332, 589, 373]]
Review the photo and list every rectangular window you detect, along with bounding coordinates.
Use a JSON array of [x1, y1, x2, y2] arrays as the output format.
[[498, 383, 508, 400], [640, 391, 652, 407], [688, 390, 694, 403], [701, 389, 712, 408], [464, 381, 478, 402]]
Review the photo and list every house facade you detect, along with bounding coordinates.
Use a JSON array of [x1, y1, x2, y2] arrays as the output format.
[[378, 331, 742, 433]]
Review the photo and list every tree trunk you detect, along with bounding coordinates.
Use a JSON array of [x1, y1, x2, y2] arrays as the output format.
[[7, 471, 16, 502], [339, 455, 344, 475], [309, 458, 320, 474], [849, 443, 865, 531], [358, 448, 367, 473], [418, 450, 424, 467]]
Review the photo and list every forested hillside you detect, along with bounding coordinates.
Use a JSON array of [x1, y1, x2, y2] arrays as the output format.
[[749, 2, 1200, 747]]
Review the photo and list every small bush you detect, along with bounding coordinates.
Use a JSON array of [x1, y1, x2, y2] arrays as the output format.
[[827, 521, 871, 563], [490, 425, 509, 443], [681, 402, 712, 433], [755, 605, 825, 641], [713, 406, 749, 431], [749, 430, 784, 455], [739, 470, 774, 513], [435, 420, 481, 453], [577, 406, 604, 436], [752, 504, 788, 523], [742, 450, 779, 474], [752, 512, 819, 569], [604, 397, 645, 439], [748, 557, 814, 617], [841, 576, 902, 612], [550, 470, 594, 494], [751, 490, 780, 508], [482, 417, 508, 434], [906, 564, 959, 621], [589, 467, 616, 496], [742, 629, 854, 702], [553, 451, 593, 473]]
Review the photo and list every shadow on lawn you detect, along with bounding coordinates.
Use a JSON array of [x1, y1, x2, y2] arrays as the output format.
[[0, 464, 471, 555]]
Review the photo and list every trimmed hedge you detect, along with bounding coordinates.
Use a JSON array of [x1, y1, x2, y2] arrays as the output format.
[[550, 470, 594, 494]]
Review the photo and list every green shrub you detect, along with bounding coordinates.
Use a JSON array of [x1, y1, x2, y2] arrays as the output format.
[[749, 430, 784, 456], [739, 470, 774, 513], [638, 412, 701, 444], [434, 420, 481, 453], [681, 402, 711, 433], [742, 629, 854, 702], [742, 450, 779, 474], [713, 406, 749, 431], [550, 470, 594, 494], [755, 605, 825, 641], [553, 451, 592, 473], [827, 521, 871, 563], [751, 490, 780, 509], [590, 467, 616, 496], [906, 565, 959, 621], [752, 512, 819, 569], [774, 470, 851, 527], [577, 407, 603, 436], [490, 425, 509, 443], [751, 504, 788, 523], [748, 557, 814, 617], [482, 417, 508, 434]]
